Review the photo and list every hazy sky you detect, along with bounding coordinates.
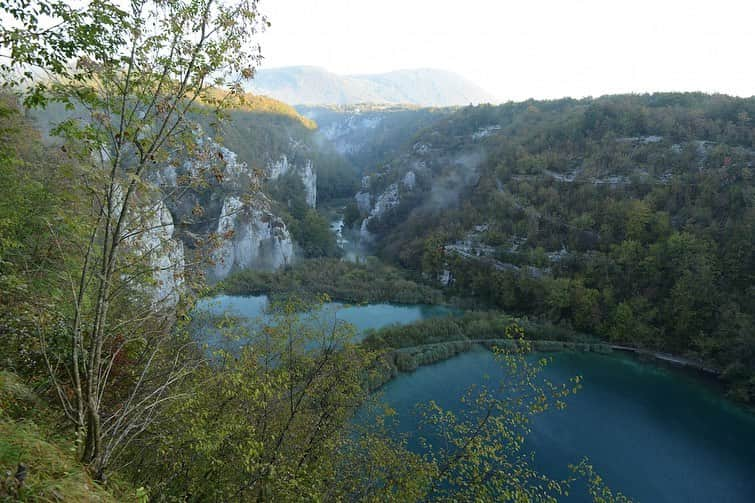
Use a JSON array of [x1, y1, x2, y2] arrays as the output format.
[[257, 0, 755, 102]]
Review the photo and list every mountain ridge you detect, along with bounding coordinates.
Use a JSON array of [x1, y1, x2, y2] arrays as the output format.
[[247, 66, 495, 107]]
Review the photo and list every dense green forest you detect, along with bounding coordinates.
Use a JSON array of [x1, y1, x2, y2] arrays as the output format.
[[221, 257, 443, 304], [356, 94, 755, 400]]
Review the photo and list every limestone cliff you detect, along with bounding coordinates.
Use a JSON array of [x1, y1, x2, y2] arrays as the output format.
[[120, 194, 185, 310], [353, 131, 485, 244], [157, 135, 296, 282], [267, 154, 317, 208], [211, 196, 293, 278]]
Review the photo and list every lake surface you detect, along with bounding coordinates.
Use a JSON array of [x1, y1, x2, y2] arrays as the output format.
[[374, 347, 755, 502], [194, 294, 457, 347], [193, 296, 755, 501]]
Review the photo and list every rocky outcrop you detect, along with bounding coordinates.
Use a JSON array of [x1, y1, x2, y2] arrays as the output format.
[[359, 182, 400, 241], [144, 202, 185, 308], [471, 125, 501, 140], [211, 196, 293, 279], [319, 111, 383, 155], [301, 161, 317, 208], [371, 183, 400, 217], [438, 269, 453, 286], [125, 198, 185, 309], [155, 134, 297, 282], [402, 171, 416, 190], [267, 154, 317, 208], [351, 123, 486, 248]]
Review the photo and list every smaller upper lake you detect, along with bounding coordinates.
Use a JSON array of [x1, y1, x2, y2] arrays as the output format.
[[193, 294, 458, 347]]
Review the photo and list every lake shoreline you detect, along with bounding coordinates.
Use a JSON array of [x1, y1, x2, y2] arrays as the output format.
[[196, 292, 727, 396], [370, 338, 725, 393]]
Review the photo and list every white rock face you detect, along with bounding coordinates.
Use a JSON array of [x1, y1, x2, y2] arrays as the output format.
[[217, 143, 247, 179], [371, 183, 399, 218], [156, 135, 259, 190], [543, 169, 578, 183], [438, 269, 453, 286], [330, 217, 346, 248], [320, 112, 383, 155], [358, 183, 400, 243], [413, 143, 430, 154], [402, 171, 416, 190], [184, 138, 245, 180], [127, 199, 185, 309], [212, 196, 294, 278], [355, 191, 372, 213], [268, 154, 292, 179], [471, 125, 501, 140], [147, 203, 185, 308], [617, 135, 663, 144], [267, 155, 317, 208], [321, 113, 382, 141], [301, 160, 317, 208], [151, 132, 299, 286]]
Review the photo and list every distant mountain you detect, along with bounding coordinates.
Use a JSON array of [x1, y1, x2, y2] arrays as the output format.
[[247, 66, 495, 106]]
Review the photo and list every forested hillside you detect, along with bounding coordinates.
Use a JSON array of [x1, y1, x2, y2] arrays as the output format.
[[355, 94, 755, 400], [0, 90, 618, 499]]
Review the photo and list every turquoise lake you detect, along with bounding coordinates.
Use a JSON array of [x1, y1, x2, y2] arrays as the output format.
[[193, 295, 458, 346], [375, 347, 755, 502], [193, 296, 755, 501]]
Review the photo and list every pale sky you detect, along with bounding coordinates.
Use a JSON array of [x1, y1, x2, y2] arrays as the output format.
[[257, 0, 755, 102]]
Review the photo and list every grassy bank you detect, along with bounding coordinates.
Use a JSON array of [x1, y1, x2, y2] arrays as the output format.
[[0, 372, 136, 502]]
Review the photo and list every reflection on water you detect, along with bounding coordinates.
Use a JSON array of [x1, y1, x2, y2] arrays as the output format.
[[192, 294, 457, 350]]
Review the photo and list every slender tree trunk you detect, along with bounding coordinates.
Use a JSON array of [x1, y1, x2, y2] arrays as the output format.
[[82, 186, 116, 472]]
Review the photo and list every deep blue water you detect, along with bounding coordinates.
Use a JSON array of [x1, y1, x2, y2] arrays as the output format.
[[193, 297, 755, 501], [374, 347, 755, 502]]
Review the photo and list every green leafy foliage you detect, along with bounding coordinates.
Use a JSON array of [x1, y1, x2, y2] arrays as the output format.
[[364, 94, 755, 401], [126, 306, 626, 502], [220, 257, 443, 304], [3, 0, 273, 480], [129, 299, 380, 500], [362, 311, 592, 352], [289, 210, 340, 258], [0, 97, 90, 378], [0, 0, 126, 106]]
